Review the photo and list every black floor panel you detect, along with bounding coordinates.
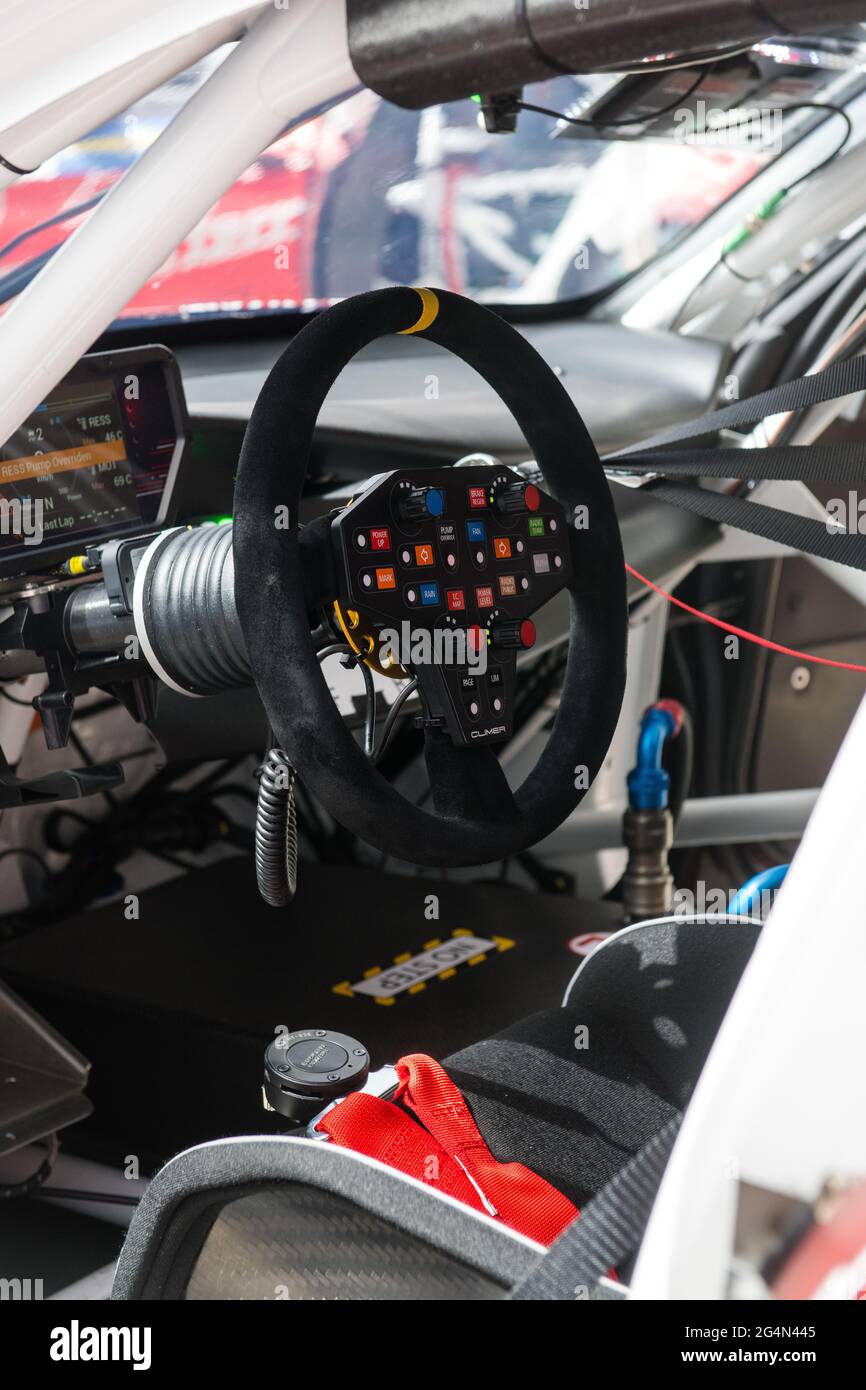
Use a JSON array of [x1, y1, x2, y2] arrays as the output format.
[[0, 1199, 122, 1298], [0, 859, 618, 1168]]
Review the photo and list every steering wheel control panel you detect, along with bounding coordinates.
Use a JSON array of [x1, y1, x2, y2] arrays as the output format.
[[0, 346, 188, 581], [331, 466, 572, 745]]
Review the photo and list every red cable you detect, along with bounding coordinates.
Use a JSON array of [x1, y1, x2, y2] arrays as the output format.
[[625, 562, 866, 674]]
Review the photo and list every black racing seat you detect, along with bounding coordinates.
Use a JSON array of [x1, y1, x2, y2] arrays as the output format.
[[443, 915, 760, 1209], [113, 917, 760, 1300]]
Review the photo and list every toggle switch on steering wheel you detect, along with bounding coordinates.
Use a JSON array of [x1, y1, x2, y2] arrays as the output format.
[[232, 286, 626, 868]]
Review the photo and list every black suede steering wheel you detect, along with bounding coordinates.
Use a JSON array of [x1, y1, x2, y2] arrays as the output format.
[[233, 287, 626, 868]]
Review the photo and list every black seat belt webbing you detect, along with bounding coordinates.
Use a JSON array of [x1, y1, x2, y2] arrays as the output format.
[[509, 1114, 682, 1301], [613, 353, 866, 457], [609, 442, 866, 484], [649, 481, 866, 569], [602, 352, 866, 571]]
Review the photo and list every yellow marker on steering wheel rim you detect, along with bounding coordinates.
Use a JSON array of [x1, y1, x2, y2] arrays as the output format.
[[399, 287, 439, 336]]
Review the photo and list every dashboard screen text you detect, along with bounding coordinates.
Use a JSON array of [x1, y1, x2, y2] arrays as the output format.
[[0, 378, 139, 552]]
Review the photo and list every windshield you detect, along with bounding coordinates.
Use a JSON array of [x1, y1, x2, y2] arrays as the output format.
[[0, 58, 776, 325]]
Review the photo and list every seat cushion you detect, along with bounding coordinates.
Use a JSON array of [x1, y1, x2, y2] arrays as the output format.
[[444, 918, 760, 1207]]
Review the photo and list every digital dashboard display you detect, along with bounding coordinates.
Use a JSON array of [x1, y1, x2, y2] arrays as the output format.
[[0, 347, 187, 576], [0, 378, 137, 546]]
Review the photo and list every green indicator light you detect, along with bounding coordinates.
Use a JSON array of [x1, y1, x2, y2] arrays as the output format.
[[528, 517, 545, 538]]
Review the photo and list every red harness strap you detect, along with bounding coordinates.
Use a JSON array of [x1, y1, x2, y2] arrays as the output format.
[[315, 1052, 579, 1246]]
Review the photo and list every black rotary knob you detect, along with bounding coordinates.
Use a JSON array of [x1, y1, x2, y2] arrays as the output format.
[[490, 618, 537, 651], [263, 1028, 370, 1123], [397, 486, 446, 522], [493, 481, 541, 516]]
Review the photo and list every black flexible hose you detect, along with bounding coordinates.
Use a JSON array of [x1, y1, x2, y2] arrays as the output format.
[[374, 678, 418, 764], [666, 705, 695, 834], [783, 253, 866, 382], [316, 642, 377, 757], [254, 749, 298, 908]]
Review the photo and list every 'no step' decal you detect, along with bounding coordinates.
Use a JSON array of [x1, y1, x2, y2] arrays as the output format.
[[332, 929, 516, 1006]]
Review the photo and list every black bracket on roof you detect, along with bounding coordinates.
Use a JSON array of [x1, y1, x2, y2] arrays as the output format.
[[346, 0, 865, 111]]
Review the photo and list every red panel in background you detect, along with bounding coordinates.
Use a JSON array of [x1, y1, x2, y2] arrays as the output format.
[[0, 101, 762, 326], [0, 161, 319, 322]]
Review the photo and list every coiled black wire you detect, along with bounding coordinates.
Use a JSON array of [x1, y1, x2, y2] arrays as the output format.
[[254, 749, 298, 907], [253, 642, 381, 907]]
